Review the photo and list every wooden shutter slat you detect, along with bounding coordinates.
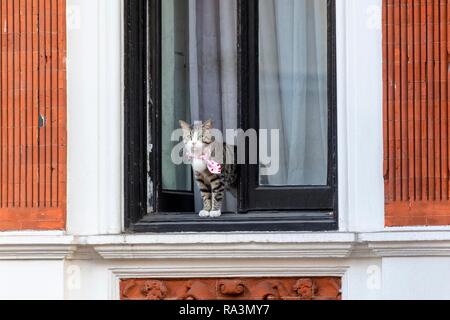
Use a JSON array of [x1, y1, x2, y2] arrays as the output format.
[[0, 0, 66, 230], [384, 0, 450, 226]]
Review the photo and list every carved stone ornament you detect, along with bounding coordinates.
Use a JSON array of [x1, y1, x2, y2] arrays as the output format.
[[253, 281, 288, 300], [180, 280, 215, 300], [293, 278, 315, 300], [141, 280, 168, 300], [218, 280, 246, 297], [120, 277, 342, 300]]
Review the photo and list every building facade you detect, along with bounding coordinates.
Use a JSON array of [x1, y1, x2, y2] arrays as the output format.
[[0, 0, 449, 300]]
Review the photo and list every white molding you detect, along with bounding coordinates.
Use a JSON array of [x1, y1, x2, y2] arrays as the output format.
[[5, 231, 450, 260], [97, 0, 123, 235], [0, 245, 77, 261], [339, 0, 385, 232], [359, 231, 450, 242], [369, 242, 450, 257], [361, 231, 450, 257], [66, 0, 123, 235], [108, 265, 350, 300], [89, 233, 356, 259], [91, 231, 450, 259], [95, 243, 355, 260], [0, 236, 76, 260], [336, 0, 349, 232], [86, 232, 356, 245]]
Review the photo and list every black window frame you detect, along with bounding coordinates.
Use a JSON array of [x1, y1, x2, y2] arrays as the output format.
[[124, 0, 338, 233]]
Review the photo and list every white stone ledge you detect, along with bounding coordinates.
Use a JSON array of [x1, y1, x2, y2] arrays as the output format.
[[360, 231, 450, 257], [85, 232, 356, 245], [360, 230, 450, 242], [0, 235, 76, 260], [87, 233, 356, 260], [3, 231, 450, 260]]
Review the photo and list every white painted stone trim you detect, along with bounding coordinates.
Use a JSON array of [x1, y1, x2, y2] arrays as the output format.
[[0, 235, 76, 260], [90, 233, 356, 259], [4, 231, 450, 260], [361, 231, 450, 257]]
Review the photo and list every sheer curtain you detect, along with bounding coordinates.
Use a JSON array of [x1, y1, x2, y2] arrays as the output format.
[[188, 0, 238, 132], [162, 0, 329, 210], [187, 0, 238, 212], [259, 0, 328, 186]]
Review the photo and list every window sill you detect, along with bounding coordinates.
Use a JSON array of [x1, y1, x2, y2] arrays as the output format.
[[2, 230, 450, 260], [90, 232, 355, 259], [88, 231, 450, 259], [129, 212, 338, 233]]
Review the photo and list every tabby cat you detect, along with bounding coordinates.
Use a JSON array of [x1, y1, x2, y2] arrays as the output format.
[[179, 120, 238, 218]]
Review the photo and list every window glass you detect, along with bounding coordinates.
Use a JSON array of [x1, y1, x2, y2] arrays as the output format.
[[162, 0, 192, 191], [161, 0, 238, 196], [259, 0, 328, 186]]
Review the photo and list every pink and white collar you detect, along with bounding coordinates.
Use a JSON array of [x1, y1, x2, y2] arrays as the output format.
[[187, 153, 222, 175]]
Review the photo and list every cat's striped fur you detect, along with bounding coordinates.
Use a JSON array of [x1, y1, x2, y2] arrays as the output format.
[[180, 120, 238, 218]]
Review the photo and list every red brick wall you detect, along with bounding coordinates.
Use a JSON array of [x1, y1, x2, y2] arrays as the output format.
[[0, 0, 67, 230], [383, 0, 450, 226]]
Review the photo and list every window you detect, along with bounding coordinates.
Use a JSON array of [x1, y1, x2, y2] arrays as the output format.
[[124, 0, 337, 232]]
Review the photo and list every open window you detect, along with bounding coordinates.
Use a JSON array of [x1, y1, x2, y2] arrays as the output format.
[[124, 0, 337, 232]]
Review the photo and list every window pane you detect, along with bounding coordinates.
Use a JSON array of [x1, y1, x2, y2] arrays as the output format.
[[162, 0, 192, 191], [161, 0, 238, 200], [258, 0, 328, 186]]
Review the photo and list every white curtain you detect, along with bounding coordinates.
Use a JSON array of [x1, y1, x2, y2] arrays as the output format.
[[188, 0, 238, 212], [188, 0, 238, 132], [259, 0, 328, 186], [162, 0, 329, 209]]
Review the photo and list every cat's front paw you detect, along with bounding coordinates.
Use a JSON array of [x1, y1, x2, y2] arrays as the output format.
[[209, 210, 222, 218], [199, 210, 210, 217]]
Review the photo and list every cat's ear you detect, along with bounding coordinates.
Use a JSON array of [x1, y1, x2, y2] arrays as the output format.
[[203, 119, 213, 130], [179, 120, 191, 132]]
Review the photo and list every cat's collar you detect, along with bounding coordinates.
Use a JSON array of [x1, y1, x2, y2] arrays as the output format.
[[186, 153, 222, 175]]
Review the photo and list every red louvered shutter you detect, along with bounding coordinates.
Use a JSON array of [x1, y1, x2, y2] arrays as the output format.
[[0, 0, 66, 230]]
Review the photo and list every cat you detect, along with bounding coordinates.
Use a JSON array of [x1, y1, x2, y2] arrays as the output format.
[[179, 120, 238, 218]]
